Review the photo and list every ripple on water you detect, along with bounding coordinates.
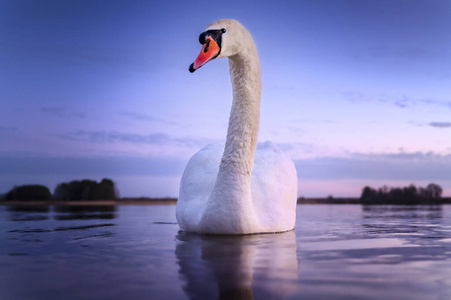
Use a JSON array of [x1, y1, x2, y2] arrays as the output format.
[[300, 238, 420, 251]]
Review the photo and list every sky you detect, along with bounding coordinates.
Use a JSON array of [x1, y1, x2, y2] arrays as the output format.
[[0, 0, 450, 198]]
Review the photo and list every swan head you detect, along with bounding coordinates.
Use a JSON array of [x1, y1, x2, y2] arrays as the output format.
[[189, 19, 248, 73]]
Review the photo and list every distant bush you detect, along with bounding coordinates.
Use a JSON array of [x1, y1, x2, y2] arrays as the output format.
[[361, 183, 443, 205], [53, 178, 119, 201], [4, 185, 52, 201]]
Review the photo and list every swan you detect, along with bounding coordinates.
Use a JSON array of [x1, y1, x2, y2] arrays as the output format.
[[176, 19, 297, 234]]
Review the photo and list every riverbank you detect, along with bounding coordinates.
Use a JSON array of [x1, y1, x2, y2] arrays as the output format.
[[2, 197, 451, 206], [0, 198, 177, 206]]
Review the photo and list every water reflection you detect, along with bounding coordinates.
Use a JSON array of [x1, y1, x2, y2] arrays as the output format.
[[362, 205, 444, 236], [2, 205, 451, 299], [54, 205, 116, 221], [5, 205, 117, 248], [362, 205, 443, 221], [176, 230, 298, 300], [6, 205, 117, 221], [8, 205, 50, 213], [51, 206, 117, 222], [7, 206, 50, 221], [358, 205, 451, 263], [53, 205, 116, 213], [52, 206, 117, 241]]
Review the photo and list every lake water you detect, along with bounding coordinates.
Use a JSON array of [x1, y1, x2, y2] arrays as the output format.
[[1, 204, 451, 299]]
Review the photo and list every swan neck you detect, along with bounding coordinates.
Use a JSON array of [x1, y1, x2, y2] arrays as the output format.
[[219, 42, 261, 178], [202, 28, 262, 233]]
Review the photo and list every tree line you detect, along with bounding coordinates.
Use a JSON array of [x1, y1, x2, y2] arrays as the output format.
[[2, 180, 445, 204], [360, 183, 443, 204], [2, 178, 119, 201]]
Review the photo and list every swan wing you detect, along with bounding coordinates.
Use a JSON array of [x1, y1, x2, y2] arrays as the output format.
[[252, 142, 298, 231], [176, 144, 223, 231]]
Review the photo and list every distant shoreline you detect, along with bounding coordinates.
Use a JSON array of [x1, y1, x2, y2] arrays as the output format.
[[0, 198, 178, 206], [1, 197, 451, 206]]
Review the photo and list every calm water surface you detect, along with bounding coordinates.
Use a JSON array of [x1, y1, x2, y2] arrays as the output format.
[[1, 204, 451, 299]]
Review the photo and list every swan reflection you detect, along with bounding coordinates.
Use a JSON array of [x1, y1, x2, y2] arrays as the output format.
[[176, 230, 298, 299]]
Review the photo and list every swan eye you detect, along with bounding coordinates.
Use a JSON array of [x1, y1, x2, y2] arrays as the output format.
[[199, 32, 208, 44], [198, 29, 225, 46]]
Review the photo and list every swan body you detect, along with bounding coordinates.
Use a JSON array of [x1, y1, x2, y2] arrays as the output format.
[[176, 19, 297, 234]]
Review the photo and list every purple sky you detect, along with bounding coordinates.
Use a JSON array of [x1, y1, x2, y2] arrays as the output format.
[[1, 0, 450, 197]]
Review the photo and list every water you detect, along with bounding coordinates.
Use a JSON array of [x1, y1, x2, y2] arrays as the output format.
[[1, 204, 451, 299]]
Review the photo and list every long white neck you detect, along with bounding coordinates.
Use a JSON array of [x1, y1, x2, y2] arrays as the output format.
[[222, 47, 261, 177], [207, 35, 261, 216]]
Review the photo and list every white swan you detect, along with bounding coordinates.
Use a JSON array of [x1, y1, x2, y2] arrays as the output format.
[[176, 19, 297, 234]]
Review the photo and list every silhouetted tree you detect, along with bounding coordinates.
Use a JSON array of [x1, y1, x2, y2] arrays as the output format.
[[53, 178, 118, 201], [426, 183, 442, 199], [97, 178, 118, 199], [403, 184, 418, 201], [361, 186, 377, 203], [4, 185, 52, 201], [360, 183, 443, 204]]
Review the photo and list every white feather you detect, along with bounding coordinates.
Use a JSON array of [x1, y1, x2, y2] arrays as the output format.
[[176, 19, 297, 234]]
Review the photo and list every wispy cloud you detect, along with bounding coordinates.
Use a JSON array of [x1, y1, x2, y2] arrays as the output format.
[[340, 90, 449, 109], [41, 106, 86, 118], [440, 73, 450, 80], [429, 122, 451, 129], [350, 152, 451, 162], [1, 41, 151, 72], [339, 91, 373, 103], [410, 121, 451, 129], [295, 151, 451, 181], [0, 155, 186, 177], [61, 130, 212, 149], [41, 106, 65, 116], [121, 111, 178, 125], [0, 125, 17, 131], [275, 141, 329, 159], [353, 46, 438, 62], [1, 150, 450, 197]]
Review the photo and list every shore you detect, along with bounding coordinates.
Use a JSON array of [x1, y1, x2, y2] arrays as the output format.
[[0, 198, 178, 206], [2, 197, 451, 206], [1, 198, 351, 206]]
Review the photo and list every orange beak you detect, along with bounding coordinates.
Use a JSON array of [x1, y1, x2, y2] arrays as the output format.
[[189, 36, 220, 73]]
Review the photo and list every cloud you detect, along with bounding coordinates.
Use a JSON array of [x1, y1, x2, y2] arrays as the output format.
[[429, 122, 451, 128], [295, 152, 451, 181], [1, 41, 152, 73], [121, 111, 178, 125], [354, 46, 438, 62], [275, 141, 328, 159], [41, 106, 86, 118], [4, 150, 449, 183], [0, 155, 186, 177], [339, 91, 374, 103], [371, 46, 436, 61], [411, 121, 451, 129], [351, 152, 451, 162], [41, 106, 65, 116], [340, 90, 449, 109], [2, 151, 450, 197], [394, 96, 416, 108], [0, 125, 17, 131], [61, 130, 211, 149]]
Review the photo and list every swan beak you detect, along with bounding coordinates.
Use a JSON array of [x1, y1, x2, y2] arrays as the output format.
[[189, 36, 220, 73]]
